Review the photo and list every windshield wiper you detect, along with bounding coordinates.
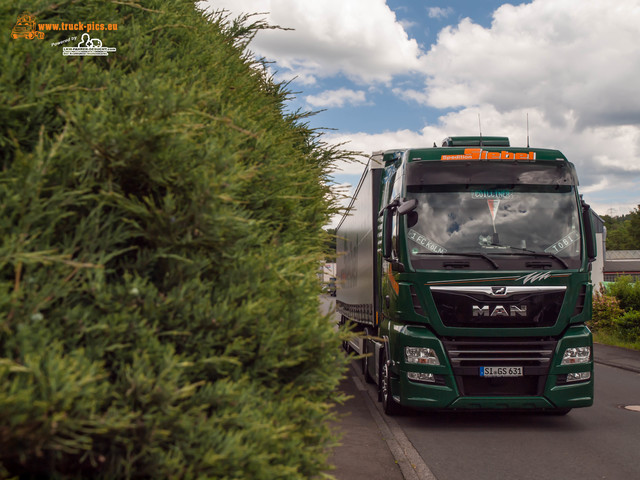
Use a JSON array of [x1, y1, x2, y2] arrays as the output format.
[[490, 244, 569, 269], [416, 252, 499, 269]]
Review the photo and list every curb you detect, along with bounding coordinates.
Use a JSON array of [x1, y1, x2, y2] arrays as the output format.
[[594, 358, 640, 374], [350, 365, 437, 480]]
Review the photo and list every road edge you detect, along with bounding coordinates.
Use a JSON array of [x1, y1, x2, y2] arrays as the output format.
[[594, 342, 640, 374], [350, 367, 438, 480]]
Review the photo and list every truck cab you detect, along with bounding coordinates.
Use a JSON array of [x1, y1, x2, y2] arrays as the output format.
[[337, 136, 596, 415]]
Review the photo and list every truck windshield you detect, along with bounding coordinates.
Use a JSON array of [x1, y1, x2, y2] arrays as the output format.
[[405, 185, 582, 269]]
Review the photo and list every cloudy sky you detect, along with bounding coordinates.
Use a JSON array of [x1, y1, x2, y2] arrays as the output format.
[[200, 0, 640, 219]]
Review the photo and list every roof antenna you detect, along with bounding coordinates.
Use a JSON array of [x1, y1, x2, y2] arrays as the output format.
[[526, 113, 530, 148], [478, 113, 483, 146]]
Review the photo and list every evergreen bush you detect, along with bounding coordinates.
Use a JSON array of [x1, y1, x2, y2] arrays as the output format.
[[1, 1, 348, 477]]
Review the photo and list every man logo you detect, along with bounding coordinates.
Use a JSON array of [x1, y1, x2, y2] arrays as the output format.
[[472, 305, 527, 317]]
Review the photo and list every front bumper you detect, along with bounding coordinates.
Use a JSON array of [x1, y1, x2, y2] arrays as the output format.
[[388, 323, 593, 410]]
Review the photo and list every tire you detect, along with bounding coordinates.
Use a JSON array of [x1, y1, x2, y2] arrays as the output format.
[[339, 316, 350, 353], [380, 348, 402, 415], [362, 329, 375, 384]]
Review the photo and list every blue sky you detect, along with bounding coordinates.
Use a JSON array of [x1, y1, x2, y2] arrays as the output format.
[[200, 0, 640, 221], [301, 0, 508, 133]]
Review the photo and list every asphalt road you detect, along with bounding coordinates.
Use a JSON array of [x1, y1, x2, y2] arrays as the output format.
[[322, 295, 640, 480], [393, 362, 640, 480]]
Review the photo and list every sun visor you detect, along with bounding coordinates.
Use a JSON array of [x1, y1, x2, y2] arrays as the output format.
[[405, 161, 578, 186]]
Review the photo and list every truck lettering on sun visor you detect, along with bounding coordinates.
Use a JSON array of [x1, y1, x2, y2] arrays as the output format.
[[545, 230, 580, 255], [472, 190, 513, 199], [441, 148, 536, 161], [408, 229, 447, 253]]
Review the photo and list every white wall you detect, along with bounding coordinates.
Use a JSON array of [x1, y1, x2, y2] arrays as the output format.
[[321, 263, 336, 282]]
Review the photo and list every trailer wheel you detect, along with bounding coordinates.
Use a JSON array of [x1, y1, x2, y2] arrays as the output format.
[[362, 328, 375, 384], [339, 316, 350, 353], [380, 349, 401, 415]]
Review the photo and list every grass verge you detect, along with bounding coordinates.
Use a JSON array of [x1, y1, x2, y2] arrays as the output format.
[[593, 331, 640, 352]]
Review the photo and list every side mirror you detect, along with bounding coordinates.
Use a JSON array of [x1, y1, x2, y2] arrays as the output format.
[[378, 198, 400, 260], [397, 198, 418, 215], [581, 200, 597, 263], [378, 198, 418, 260], [383, 208, 393, 259], [379, 199, 400, 260], [380, 198, 416, 260]]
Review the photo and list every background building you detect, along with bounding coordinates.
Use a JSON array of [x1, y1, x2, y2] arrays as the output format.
[[603, 250, 640, 283]]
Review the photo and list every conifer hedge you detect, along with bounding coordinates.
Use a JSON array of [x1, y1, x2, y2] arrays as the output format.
[[1, 1, 347, 477]]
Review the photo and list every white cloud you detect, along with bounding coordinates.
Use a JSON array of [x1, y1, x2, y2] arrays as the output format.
[[392, 86, 429, 105], [428, 7, 453, 19], [198, 0, 640, 216], [325, 104, 640, 215], [199, 0, 425, 84], [409, 0, 640, 131], [306, 88, 367, 108], [381, 0, 640, 213]]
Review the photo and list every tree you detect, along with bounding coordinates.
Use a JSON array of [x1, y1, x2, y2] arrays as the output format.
[[1, 1, 348, 477], [627, 205, 640, 247], [324, 228, 337, 262], [601, 206, 640, 250]]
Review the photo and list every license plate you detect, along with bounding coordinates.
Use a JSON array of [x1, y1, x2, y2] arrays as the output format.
[[480, 366, 523, 377]]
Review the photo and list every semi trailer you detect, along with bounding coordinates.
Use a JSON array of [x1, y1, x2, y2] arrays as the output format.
[[336, 136, 596, 415]]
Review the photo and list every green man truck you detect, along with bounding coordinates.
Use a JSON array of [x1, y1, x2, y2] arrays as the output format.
[[336, 136, 596, 415]]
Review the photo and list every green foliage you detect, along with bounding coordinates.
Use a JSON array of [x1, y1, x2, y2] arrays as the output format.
[[614, 310, 640, 342], [324, 228, 337, 262], [591, 278, 640, 345], [590, 286, 624, 333], [1, 1, 349, 478], [606, 276, 640, 311], [601, 205, 640, 250]]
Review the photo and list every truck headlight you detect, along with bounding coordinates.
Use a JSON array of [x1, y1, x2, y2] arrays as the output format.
[[405, 347, 440, 365], [561, 346, 591, 365], [408, 372, 436, 383], [566, 372, 591, 382]]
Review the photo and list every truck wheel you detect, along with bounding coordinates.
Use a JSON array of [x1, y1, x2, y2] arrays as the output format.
[[381, 349, 401, 415], [362, 329, 375, 384]]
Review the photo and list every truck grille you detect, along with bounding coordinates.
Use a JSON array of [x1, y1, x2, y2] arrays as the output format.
[[442, 338, 557, 396], [431, 286, 566, 328]]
